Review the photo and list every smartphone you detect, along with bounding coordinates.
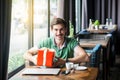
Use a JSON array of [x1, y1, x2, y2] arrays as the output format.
[[61, 70, 70, 75]]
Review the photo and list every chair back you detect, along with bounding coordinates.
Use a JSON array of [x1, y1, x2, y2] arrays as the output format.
[[85, 44, 101, 67]]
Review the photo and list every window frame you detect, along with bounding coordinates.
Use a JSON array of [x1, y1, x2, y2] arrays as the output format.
[[8, 0, 57, 78]]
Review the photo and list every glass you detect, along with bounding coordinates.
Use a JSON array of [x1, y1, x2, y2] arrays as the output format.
[[8, 0, 28, 73], [106, 18, 109, 27], [65, 62, 74, 70]]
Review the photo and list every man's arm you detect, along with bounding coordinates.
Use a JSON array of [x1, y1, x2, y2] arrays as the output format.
[[68, 45, 89, 63], [23, 47, 38, 65], [53, 45, 89, 67]]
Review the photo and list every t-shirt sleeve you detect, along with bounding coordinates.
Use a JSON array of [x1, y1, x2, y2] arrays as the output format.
[[70, 38, 80, 49]]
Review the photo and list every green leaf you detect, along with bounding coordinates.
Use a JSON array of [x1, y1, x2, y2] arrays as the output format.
[[94, 20, 100, 26]]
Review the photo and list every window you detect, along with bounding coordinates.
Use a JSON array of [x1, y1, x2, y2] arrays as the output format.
[[8, 0, 28, 73], [8, 0, 58, 78]]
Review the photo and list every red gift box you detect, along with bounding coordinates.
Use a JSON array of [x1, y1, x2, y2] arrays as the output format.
[[37, 48, 55, 67]]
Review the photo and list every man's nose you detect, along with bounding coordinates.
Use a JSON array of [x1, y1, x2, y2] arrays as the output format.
[[57, 30, 61, 34]]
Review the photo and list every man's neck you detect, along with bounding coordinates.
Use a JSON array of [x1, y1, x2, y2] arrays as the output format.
[[54, 39, 65, 49]]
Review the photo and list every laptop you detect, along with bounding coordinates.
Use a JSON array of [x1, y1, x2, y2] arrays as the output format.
[[22, 67, 61, 75]]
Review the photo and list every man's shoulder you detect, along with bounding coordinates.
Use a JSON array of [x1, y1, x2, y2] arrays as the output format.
[[65, 37, 79, 48], [66, 37, 77, 42]]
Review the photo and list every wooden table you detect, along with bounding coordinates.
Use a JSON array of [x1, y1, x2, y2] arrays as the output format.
[[80, 38, 110, 80], [80, 38, 109, 48], [9, 67, 98, 80], [87, 24, 117, 34]]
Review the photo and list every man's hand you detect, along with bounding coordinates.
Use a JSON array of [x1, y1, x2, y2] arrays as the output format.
[[31, 55, 37, 65], [53, 57, 66, 67]]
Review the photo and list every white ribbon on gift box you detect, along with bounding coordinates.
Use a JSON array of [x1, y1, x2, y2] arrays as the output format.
[[40, 48, 55, 66], [43, 49, 47, 66]]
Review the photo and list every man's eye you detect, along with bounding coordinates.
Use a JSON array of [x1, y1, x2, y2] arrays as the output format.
[[61, 29, 64, 31], [55, 29, 58, 31]]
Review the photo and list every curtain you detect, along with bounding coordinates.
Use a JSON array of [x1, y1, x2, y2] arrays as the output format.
[[82, 0, 118, 26], [63, 0, 70, 36], [57, 0, 76, 35], [82, 0, 120, 55], [0, 0, 12, 80], [81, 0, 88, 29], [57, 0, 64, 18], [116, 0, 120, 55], [76, 0, 82, 32]]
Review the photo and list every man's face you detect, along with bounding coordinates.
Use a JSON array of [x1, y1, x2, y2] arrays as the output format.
[[51, 24, 67, 40]]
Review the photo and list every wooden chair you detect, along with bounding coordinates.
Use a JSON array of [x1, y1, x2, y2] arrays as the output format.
[[83, 44, 102, 67]]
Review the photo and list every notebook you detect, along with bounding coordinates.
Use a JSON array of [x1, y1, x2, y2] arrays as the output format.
[[22, 68, 61, 75]]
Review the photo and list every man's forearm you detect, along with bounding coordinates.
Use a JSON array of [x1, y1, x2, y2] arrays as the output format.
[[68, 56, 89, 64], [23, 51, 37, 65]]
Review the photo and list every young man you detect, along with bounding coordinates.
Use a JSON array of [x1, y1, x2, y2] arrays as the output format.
[[23, 18, 89, 67]]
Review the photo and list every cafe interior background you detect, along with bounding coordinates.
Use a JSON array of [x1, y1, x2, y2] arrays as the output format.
[[0, 0, 120, 80]]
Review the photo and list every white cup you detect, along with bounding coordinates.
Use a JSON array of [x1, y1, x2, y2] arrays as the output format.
[[73, 64, 79, 69], [65, 62, 73, 70]]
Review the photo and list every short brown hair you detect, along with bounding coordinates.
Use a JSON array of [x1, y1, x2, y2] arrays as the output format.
[[50, 18, 67, 29]]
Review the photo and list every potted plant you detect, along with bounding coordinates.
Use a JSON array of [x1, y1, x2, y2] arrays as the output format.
[[94, 20, 100, 30]]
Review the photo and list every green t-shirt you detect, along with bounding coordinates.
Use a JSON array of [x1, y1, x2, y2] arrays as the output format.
[[38, 37, 79, 60]]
